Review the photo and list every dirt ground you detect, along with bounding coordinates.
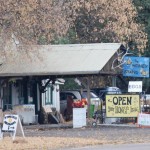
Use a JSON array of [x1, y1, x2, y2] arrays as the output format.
[[0, 124, 150, 150]]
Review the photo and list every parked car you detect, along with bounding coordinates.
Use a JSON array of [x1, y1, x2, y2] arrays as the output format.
[[140, 94, 150, 112], [92, 87, 122, 102], [60, 90, 101, 116]]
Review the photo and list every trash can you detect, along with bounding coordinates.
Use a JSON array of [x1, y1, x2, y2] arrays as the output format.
[[90, 104, 95, 118]]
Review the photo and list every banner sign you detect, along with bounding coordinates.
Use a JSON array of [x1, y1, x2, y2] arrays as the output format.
[[138, 113, 150, 126], [106, 95, 140, 117], [128, 81, 142, 92], [123, 56, 149, 78]]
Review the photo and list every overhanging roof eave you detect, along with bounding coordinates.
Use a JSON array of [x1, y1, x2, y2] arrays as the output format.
[[0, 43, 122, 77]]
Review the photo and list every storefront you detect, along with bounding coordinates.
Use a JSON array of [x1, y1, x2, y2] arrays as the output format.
[[0, 39, 122, 123]]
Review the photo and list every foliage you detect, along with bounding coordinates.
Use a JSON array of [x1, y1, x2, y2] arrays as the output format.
[[133, 0, 150, 56], [64, 0, 147, 51], [59, 78, 81, 91], [0, 0, 149, 92], [0, 0, 148, 51], [0, 0, 70, 44], [129, 0, 150, 93], [51, 28, 78, 44]]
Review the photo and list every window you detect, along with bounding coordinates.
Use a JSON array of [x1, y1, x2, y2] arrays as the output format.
[[81, 91, 98, 98], [66, 93, 77, 99], [60, 93, 66, 101], [42, 86, 53, 105], [60, 92, 78, 101]]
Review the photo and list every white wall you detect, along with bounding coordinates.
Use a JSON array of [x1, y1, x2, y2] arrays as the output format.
[[41, 83, 61, 112], [52, 84, 60, 112], [10, 80, 62, 113]]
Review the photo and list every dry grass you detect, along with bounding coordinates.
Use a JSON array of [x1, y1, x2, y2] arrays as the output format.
[[0, 137, 105, 150], [0, 136, 149, 150]]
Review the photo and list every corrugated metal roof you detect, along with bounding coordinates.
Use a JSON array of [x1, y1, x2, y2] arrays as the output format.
[[0, 43, 121, 77]]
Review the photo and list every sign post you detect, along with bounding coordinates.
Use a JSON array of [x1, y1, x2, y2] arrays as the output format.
[[2, 114, 25, 140]]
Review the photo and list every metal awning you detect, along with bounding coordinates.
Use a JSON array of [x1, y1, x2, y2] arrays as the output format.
[[0, 43, 121, 77]]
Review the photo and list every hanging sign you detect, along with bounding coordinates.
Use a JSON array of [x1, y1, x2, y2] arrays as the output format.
[[123, 56, 149, 78], [128, 81, 142, 92], [106, 94, 140, 117]]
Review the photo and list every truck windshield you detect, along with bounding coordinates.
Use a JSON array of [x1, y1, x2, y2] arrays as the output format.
[[81, 91, 98, 98]]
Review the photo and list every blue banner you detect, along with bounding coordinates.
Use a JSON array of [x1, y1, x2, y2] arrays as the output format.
[[123, 56, 149, 77]]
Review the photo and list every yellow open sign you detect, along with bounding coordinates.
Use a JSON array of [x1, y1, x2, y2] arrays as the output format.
[[106, 95, 140, 117]]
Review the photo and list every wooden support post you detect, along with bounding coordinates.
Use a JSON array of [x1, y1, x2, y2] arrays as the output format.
[[112, 76, 116, 87], [87, 76, 91, 118]]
